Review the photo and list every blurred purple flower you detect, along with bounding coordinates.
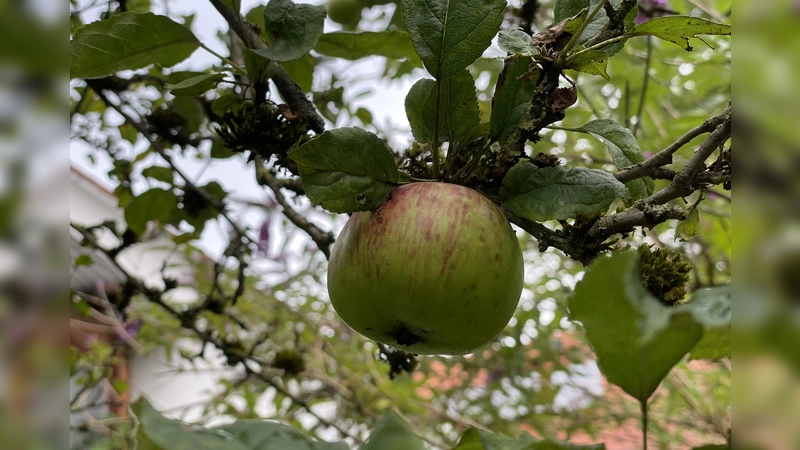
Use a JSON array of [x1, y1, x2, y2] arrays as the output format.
[[488, 368, 504, 383], [124, 318, 142, 338], [257, 219, 271, 257], [636, 0, 671, 24]]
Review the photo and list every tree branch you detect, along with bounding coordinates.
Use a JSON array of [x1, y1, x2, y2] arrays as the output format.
[[616, 106, 731, 183], [88, 84, 257, 246], [645, 115, 731, 205], [208, 0, 325, 133], [71, 222, 360, 443], [587, 203, 686, 239], [588, 112, 731, 238], [500, 205, 581, 258], [254, 158, 335, 259]]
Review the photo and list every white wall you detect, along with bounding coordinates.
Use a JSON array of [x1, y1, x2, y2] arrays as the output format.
[[69, 167, 238, 424]]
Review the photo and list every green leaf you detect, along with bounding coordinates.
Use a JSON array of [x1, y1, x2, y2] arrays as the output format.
[[219, 420, 348, 450], [500, 161, 630, 221], [565, 49, 609, 80], [244, 48, 273, 85], [253, 0, 326, 62], [74, 254, 94, 267], [453, 427, 606, 450], [675, 206, 700, 241], [314, 31, 423, 67], [554, 0, 589, 23], [281, 54, 317, 92], [685, 286, 731, 360], [120, 122, 140, 145], [554, 0, 611, 45], [402, 0, 506, 80], [124, 188, 178, 236], [689, 325, 730, 360], [73, 299, 93, 317], [354, 107, 373, 125], [569, 252, 704, 403], [210, 140, 236, 159], [211, 94, 244, 116], [70, 12, 200, 79], [288, 127, 399, 213], [490, 58, 538, 144], [497, 29, 540, 57], [165, 73, 226, 96], [574, 119, 654, 201], [686, 286, 731, 328], [141, 166, 175, 184], [361, 411, 426, 450], [133, 398, 250, 450], [405, 71, 480, 145], [762, 309, 800, 376], [629, 16, 732, 51]]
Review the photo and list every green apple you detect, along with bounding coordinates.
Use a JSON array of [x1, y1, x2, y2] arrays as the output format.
[[327, 0, 362, 29], [327, 182, 524, 355]]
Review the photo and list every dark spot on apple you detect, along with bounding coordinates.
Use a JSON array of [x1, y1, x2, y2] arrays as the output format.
[[494, 253, 501, 261], [389, 323, 423, 347], [435, 233, 440, 242], [365, 327, 371, 330], [470, 283, 477, 291], [425, 233, 431, 241]]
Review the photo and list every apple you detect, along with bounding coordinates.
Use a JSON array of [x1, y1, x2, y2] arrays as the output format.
[[327, 182, 524, 355], [326, 0, 362, 30]]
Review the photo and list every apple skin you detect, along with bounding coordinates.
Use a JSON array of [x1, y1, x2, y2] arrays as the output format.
[[327, 182, 524, 355], [327, 0, 362, 29]]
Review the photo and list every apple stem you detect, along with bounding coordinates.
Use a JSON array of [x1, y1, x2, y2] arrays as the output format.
[[431, 80, 442, 179]]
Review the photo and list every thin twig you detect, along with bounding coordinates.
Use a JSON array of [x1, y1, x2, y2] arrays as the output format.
[[645, 115, 731, 204], [633, 37, 653, 137], [207, 0, 325, 133], [88, 85, 257, 247], [556, 0, 609, 67], [616, 106, 731, 183], [254, 157, 334, 259]]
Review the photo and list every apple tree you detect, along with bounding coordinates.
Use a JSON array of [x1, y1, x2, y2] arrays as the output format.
[[70, 0, 732, 448]]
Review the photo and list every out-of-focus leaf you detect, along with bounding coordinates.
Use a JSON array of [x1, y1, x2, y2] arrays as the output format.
[[253, 0, 326, 62], [124, 188, 178, 236], [219, 420, 348, 450], [360, 411, 426, 450], [315, 31, 422, 67], [70, 12, 199, 79], [569, 252, 704, 403], [165, 73, 225, 96], [629, 16, 732, 51], [452, 427, 606, 449], [133, 398, 249, 450]]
